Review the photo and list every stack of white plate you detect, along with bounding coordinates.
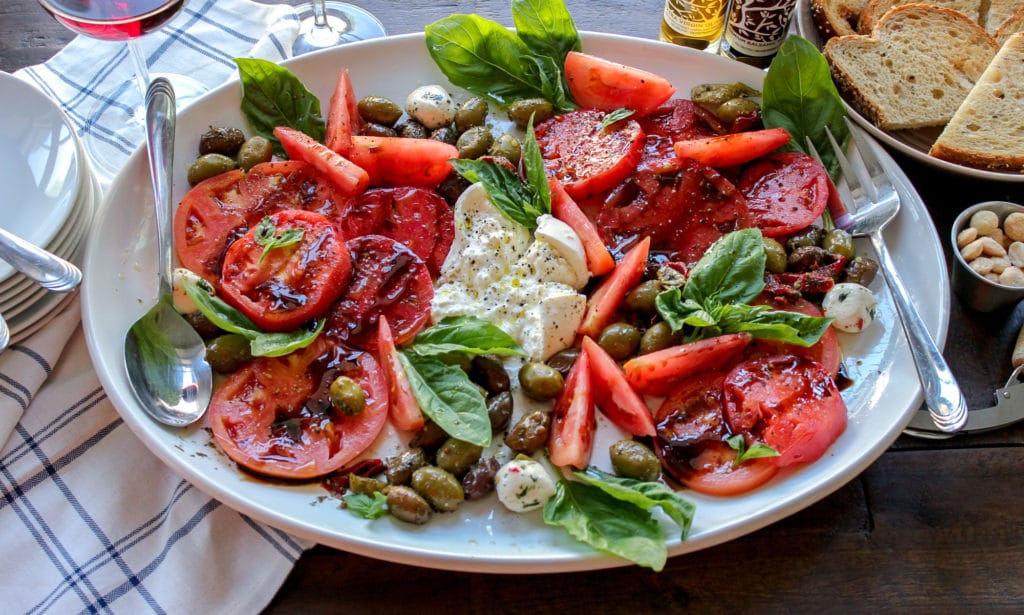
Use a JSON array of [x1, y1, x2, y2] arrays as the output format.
[[0, 72, 97, 346]]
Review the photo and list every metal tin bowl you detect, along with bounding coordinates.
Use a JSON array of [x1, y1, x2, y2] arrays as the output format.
[[950, 200, 1024, 312]]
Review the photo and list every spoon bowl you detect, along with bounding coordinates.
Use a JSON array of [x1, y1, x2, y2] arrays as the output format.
[[123, 78, 211, 427]]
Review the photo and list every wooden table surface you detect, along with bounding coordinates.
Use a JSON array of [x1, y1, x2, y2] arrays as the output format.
[[5, 0, 1024, 611]]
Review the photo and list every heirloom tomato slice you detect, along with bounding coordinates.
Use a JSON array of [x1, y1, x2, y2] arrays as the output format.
[[208, 337, 388, 480], [349, 135, 458, 188], [563, 51, 676, 117], [241, 160, 354, 225], [173, 169, 247, 284], [746, 295, 841, 377], [737, 152, 830, 238], [219, 209, 352, 332], [548, 348, 595, 469]]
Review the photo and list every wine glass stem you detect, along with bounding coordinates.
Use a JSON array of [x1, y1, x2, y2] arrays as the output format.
[[127, 39, 152, 101], [313, 0, 329, 28]]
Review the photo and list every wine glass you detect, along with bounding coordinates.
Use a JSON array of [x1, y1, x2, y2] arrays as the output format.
[[291, 1, 386, 56], [36, 0, 208, 181]]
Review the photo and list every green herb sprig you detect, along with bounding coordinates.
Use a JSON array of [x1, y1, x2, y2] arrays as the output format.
[[253, 216, 305, 262]]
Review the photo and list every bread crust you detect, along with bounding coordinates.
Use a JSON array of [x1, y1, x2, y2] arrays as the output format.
[[809, 0, 869, 40]]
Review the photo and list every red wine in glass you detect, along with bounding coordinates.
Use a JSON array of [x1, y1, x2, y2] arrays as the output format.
[[39, 0, 186, 41]]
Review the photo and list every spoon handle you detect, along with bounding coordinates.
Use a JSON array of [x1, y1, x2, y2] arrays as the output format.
[[145, 78, 176, 299], [0, 226, 82, 292]]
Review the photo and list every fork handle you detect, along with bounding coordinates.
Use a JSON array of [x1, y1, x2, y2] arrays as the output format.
[[869, 232, 968, 432]]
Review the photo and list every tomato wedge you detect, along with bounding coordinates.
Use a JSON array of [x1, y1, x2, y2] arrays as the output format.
[[535, 109, 645, 201], [274, 126, 369, 196], [548, 348, 595, 469], [577, 236, 650, 338], [673, 128, 791, 169], [208, 338, 388, 479], [723, 355, 847, 467], [173, 169, 247, 284], [325, 67, 361, 156], [378, 315, 424, 432], [548, 178, 614, 276], [581, 336, 655, 437], [564, 51, 676, 117], [737, 152, 829, 238], [349, 135, 458, 188], [219, 209, 352, 332], [624, 333, 753, 397]]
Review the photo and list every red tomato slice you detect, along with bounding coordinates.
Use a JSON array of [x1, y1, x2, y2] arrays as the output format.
[[326, 235, 434, 351], [738, 152, 830, 238], [653, 371, 779, 496], [624, 332, 753, 397], [325, 68, 361, 156], [564, 51, 676, 117], [723, 355, 847, 467], [548, 348, 595, 469], [274, 126, 370, 196], [636, 99, 728, 174], [747, 294, 841, 377], [173, 169, 247, 284], [349, 135, 458, 188], [581, 336, 655, 437], [535, 109, 645, 201], [241, 160, 355, 225], [377, 315, 424, 432], [673, 128, 791, 169], [219, 209, 352, 332], [577, 236, 650, 338], [549, 178, 614, 276], [341, 187, 454, 278], [208, 337, 388, 479]]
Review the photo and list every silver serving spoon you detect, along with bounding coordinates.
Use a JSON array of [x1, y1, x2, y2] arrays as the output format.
[[123, 78, 212, 427], [0, 226, 82, 292]]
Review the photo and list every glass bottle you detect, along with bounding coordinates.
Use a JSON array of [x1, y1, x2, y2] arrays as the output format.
[[720, 0, 798, 67], [659, 0, 731, 53]]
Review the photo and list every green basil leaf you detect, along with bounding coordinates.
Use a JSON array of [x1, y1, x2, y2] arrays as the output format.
[[726, 434, 780, 467], [762, 36, 849, 182], [249, 319, 324, 357], [601, 108, 635, 130], [253, 216, 305, 262], [399, 351, 491, 447], [655, 289, 718, 332], [682, 228, 766, 307], [234, 58, 325, 155], [343, 492, 389, 519], [511, 0, 581, 66], [577, 468, 696, 540], [720, 303, 831, 347], [543, 479, 668, 571], [519, 52, 576, 113], [522, 117, 551, 216], [449, 158, 542, 228], [410, 315, 526, 357]]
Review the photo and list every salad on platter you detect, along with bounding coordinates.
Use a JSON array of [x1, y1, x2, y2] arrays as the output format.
[[162, 0, 886, 570]]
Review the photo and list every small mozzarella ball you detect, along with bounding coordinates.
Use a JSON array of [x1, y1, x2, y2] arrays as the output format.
[[171, 268, 207, 314], [405, 85, 456, 130], [822, 282, 877, 333], [494, 457, 557, 513], [969, 209, 999, 236]]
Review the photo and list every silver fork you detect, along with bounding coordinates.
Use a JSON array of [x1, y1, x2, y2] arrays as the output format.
[[809, 119, 968, 433]]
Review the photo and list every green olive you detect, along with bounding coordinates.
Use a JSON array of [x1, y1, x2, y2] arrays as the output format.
[[504, 410, 551, 454], [506, 98, 554, 129], [187, 153, 237, 186], [430, 125, 458, 145], [597, 322, 642, 360], [357, 95, 403, 126], [715, 97, 761, 125], [386, 448, 426, 486], [639, 321, 677, 355], [488, 133, 522, 165], [454, 96, 489, 133], [456, 125, 494, 159], [518, 361, 564, 401], [386, 485, 432, 524], [236, 136, 273, 171], [435, 437, 483, 477], [396, 119, 428, 139], [763, 237, 789, 274], [411, 466, 464, 512], [609, 440, 661, 482], [329, 376, 365, 416], [546, 347, 581, 378], [487, 391, 514, 432], [823, 228, 856, 259], [361, 122, 398, 138], [205, 334, 252, 373], [624, 279, 662, 313], [348, 473, 387, 496], [690, 82, 761, 106], [786, 227, 824, 251], [199, 126, 245, 156]]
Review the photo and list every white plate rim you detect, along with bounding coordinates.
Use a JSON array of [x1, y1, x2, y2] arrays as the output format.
[[81, 31, 950, 573]]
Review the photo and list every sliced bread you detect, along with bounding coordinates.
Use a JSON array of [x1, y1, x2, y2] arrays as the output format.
[[809, 0, 871, 39], [994, 6, 1024, 42], [823, 4, 998, 130], [986, 0, 1024, 33], [929, 32, 1024, 172], [856, 0, 983, 33]]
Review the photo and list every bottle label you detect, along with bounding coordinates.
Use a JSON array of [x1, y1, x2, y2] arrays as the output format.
[[663, 0, 728, 38], [724, 0, 798, 56]]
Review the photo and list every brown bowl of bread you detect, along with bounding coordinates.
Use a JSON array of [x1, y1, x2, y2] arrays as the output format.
[[801, 0, 1024, 179]]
